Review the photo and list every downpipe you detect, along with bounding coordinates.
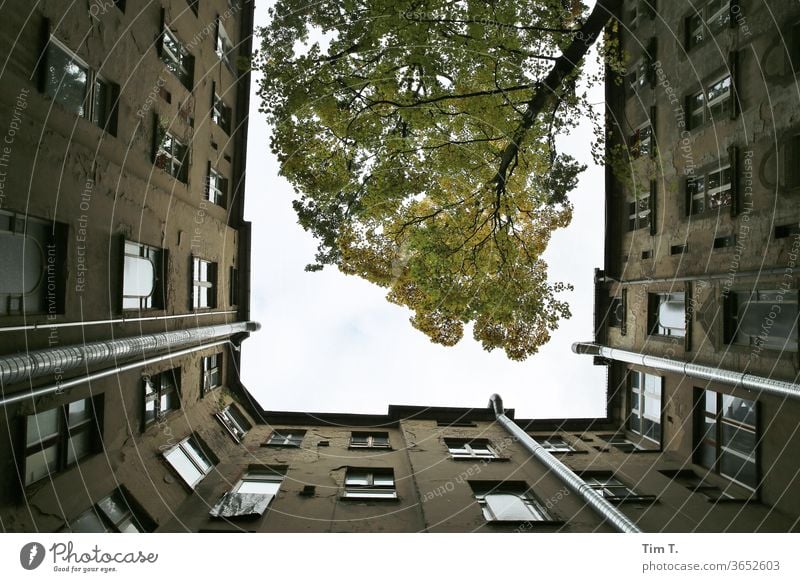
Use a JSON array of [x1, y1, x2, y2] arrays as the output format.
[[489, 394, 642, 533]]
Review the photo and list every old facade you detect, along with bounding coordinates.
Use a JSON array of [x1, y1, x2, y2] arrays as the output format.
[[0, 0, 257, 532]]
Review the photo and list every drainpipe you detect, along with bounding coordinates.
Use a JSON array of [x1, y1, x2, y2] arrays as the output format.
[[489, 394, 642, 533], [572, 342, 800, 401], [0, 340, 236, 407], [0, 321, 260, 386], [0, 310, 238, 333], [602, 267, 788, 286]]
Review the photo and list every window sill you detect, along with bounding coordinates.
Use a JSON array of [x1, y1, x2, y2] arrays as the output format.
[[340, 494, 399, 502], [486, 519, 564, 527], [261, 443, 301, 448], [605, 496, 658, 505], [348, 446, 393, 451], [544, 450, 589, 456]]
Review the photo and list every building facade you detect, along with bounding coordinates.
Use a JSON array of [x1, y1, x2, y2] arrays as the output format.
[[0, 0, 257, 532], [573, 0, 800, 528]]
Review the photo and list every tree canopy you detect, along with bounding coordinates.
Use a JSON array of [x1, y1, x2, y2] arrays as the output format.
[[256, 0, 621, 360]]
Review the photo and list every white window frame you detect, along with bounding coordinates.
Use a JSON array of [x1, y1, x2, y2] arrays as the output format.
[[651, 292, 686, 337], [473, 485, 552, 522], [628, 371, 663, 443], [206, 166, 227, 206], [215, 18, 234, 70], [143, 368, 180, 427], [68, 488, 150, 533], [163, 435, 213, 489], [446, 438, 499, 459], [201, 353, 222, 395], [155, 124, 189, 182], [726, 289, 798, 351], [540, 436, 574, 452], [266, 430, 305, 447], [211, 93, 232, 133], [122, 240, 163, 310], [44, 36, 114, 130], [349, 432, 390, 448], [343, 468, 397, 499], [192, 258, 217, 309], [583, 474, 648, 502], [161, 26, 193, 89], [215, 404, 250, 443], [688, 75, 731, 129]]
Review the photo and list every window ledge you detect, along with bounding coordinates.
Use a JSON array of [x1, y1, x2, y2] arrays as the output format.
[[347, 446, 393, 451], [339, 495, 400, 502], [544, 450, 589, 456], [606, 496, 658, 505], [486, 519, 564, 527], [260, 443, 301, 448]]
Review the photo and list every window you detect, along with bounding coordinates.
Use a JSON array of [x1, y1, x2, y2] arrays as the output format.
[[723, 290, 798, 351], [163, 434, 214, 489], [582, 473, 653, 503], [350, 432, 390, 448], [1, 210, 67, 316], [23, 397, 100, 485], [192, 258, 217, 309], [185, 0, 199, 15], [215, 404, 252, 442], [539, 436, 574, 453], [641, 250, 652, 260], [648, 292, 686, 337], [446, 438, 499, 459], [343, 468, 397, 499], [154, 120, 190, 183], [687, 75, 732, 130], [688, 164, 732, 214], [265, 430, 305, 447], [211, 92, 232, 134], [210, 470, 284, 518], [68, 488, 154, 532], [628, 371, 662, 442], [471, 482, 553, 522], [686, 0, 731, 50], [42, 36, 117, 134], [122, 240, 165, 310], [206, 165, 228, 207], [714, 234, 736, 249], [670, 244, 688, 255], [160, 26, 194, 90], [628, 196, 651, 231], [201, 353, 222, 395], [775, 224, 800, 239], [599, 433, 644, 453], [629, 123, 653, 159], [143, 368, 180, 427], [659, 469, 734, 501], [215, 18, 235, 70], [608, 296, 624, 329], [694, 389, 758, 489]]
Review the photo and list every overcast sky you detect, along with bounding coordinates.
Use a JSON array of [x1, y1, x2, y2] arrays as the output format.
[[241, 2, 607, 419]]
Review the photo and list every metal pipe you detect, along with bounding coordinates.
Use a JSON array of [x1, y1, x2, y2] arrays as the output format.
[[489, 394, 642, 533], [0, 340, 233, 407], [572, 342, 800, 400], [0, 321, 260, 386], [604, 267, 788, 286], [0, 310, 238, 333]]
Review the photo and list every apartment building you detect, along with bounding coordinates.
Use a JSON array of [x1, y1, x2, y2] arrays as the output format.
[[572, 0, 800, 526], [0, 0, 257, 531]]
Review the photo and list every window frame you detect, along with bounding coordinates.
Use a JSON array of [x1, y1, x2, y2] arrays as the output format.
[[582, 473, 655, 503], [206, 164, 228, 207], [686, 74, 732, 130], [67, 487, 154, 533], [23, 396, 102, 486], [342, 468, 397, 499], [265, 430, 306, 447], [628, 371, 663, 444], [627, 194, 651, 232], [211, 92, 232, 134], [687, 162, 733, 214], [215, 404, 251, 443], [471, 482, 555, 523], [723, 289, 799, 352], [42, 35, 117, 135], [160, 26, 194, 91], [201, 353, 222, 396], [215, 17, 235, 71], [143, 368, 180, 429], [539, 435, 575, 453], [163, 434, 214, 489], [191, 257, 218, 310], [122, 240, 165, 311], [628, 122, 653, 159], [445, 438, 499, 459], [685, 0, 732, 50], [349, 432, 391, 449], [154, 119, 190, 183], [693, 389, 758, 490], [648, 292, 687, 338]]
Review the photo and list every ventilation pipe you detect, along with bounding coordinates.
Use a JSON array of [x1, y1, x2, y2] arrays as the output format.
[[489, 394, 642, 533], [0, 321, 260, 387], [572, 342, 800, 401]]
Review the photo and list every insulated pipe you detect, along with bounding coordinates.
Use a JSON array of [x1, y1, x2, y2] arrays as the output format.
[[572, 342, 800, 401], [489, 394, 642, 533], [0, 310, 238, 333], [0, 340, 233, 407], [0, 321, 260, 386]]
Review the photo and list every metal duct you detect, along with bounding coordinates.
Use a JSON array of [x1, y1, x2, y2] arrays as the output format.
[[571, 342, 800, 401], [489, 394, 642, 533], [0, 321, 259, 386]]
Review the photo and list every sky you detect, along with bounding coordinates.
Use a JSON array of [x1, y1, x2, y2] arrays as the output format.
[[240, 2, 607, 419]]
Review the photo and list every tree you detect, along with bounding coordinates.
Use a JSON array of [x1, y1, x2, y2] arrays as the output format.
[[257, 0, 622, 360]]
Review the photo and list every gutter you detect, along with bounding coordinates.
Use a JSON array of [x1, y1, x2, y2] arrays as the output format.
[[572, 342, 800, 401], [489, 394, 642, 533]]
